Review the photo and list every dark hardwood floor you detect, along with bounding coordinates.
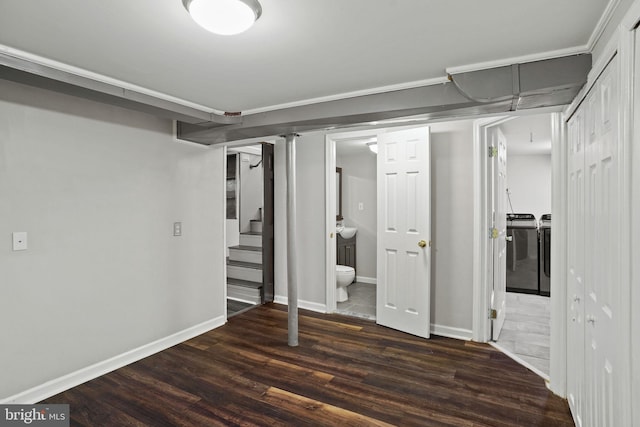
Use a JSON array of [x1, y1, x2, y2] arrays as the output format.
[[226, 299, 256, 318], [43, 304, 574, 426]]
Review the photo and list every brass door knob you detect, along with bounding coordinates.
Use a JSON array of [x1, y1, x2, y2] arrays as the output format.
[[418, 240, 427, 248]]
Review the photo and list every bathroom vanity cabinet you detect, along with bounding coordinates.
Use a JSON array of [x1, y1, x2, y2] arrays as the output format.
[[337, 234, 356, 273]]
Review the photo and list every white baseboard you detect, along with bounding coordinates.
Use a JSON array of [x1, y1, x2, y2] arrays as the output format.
[[273, 296, 327, 313], [356, 276, 377, 285], [1, 315, 226, 404], [430, 324, 473, 341]]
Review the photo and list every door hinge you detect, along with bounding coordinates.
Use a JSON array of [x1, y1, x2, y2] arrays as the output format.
[[488, 146, 498, 157], [489, 309, 497, 319], [490, 228, 499, 239]]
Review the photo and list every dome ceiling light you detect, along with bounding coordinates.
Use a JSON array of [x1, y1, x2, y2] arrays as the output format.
[[182, 0, 262, 36]]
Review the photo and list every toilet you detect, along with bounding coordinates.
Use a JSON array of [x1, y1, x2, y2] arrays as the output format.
[[336, 265, 355, 302]]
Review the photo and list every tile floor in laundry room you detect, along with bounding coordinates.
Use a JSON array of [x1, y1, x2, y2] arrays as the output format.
[[496, 292, 551, 377]]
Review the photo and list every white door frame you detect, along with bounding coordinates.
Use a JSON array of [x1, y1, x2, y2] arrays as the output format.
[[548, 112, 568, 397], [626, 4, 640, 425], [325, 129, 382, 313], [471, 115, 512, 343]]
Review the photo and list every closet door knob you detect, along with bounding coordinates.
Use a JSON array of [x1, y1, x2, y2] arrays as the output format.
[[418, 240, 427, 248]]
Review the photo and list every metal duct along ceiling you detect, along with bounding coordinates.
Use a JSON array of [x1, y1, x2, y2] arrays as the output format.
[[178, 54, 591, 144], [0, 52, 590, 145]]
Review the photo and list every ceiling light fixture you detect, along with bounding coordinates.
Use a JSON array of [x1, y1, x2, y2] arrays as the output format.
[[182, 0, 262, 36], [367, 142, 378, 154]]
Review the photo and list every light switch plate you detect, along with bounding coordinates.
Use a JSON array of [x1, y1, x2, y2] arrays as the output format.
[[13, 232, 27, 251], [173, 222, 182, 236]]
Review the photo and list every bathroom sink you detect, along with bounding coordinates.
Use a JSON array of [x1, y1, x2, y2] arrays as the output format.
[[339, 227, 357, 239]]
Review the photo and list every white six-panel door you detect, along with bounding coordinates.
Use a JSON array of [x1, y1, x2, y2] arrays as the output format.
[[566, 54, 623, 427], [567, 106, 585, 427], [376, 126, 431, 338]]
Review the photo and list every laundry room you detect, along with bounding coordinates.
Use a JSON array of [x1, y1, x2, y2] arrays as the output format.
[[494, 113, 553, 377]]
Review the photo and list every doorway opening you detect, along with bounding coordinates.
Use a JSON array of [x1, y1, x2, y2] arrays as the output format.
[[226, 142, 275, 318], [325, 130, 380, 320], [325, 125, 434, 339], [476, 113, 555, 379], [334, 136, 378, 320]]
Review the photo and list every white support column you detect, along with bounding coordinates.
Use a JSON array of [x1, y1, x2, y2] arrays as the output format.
[[285, 133, 299, 347]]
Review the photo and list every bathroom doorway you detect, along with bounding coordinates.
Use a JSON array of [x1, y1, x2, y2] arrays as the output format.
[[325, 129, 380, 319], [334, 136, 378, 320]]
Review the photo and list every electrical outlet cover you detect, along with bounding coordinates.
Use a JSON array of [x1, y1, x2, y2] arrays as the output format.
[[13, 232, 27, 251]]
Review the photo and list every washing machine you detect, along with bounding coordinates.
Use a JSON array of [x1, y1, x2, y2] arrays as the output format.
[[538, 214, 551, 297], [506, 213, 539, 294]]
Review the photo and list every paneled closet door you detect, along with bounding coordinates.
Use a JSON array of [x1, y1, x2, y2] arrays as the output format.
[[567, 54, 623, 427], [583, 55, 620, 427], [567, 108, 585, 427]]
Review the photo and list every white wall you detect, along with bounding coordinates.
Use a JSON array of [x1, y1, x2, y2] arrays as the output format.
[[506, 154, 552, 220], [336, 151, 377, 281], [0, 80, 225, 400], [430, 127, 475, 332], [273, 133, 327, 308], [239, 152, 263, 233], [274, 124, 475, 332]]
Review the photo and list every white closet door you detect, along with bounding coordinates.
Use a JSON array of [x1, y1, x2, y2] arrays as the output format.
[[566, 53, 629, 427], [567, 107, 585, 427], [583, 55, 620, 427]]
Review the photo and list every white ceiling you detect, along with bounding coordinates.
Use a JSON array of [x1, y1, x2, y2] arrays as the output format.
[[0, 1, 611, 113], [501, 114, 552, 155]]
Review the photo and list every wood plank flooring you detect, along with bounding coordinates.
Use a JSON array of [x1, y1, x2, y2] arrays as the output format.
[[42, 304, 574, 426]]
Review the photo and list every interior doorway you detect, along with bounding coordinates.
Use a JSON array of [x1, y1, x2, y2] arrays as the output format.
[[335, 137, 378, 320], [325, 130, 380, 319], [325, 126, 433, 338], [474, 113, 555, 379], [225, 142, 275, 318]]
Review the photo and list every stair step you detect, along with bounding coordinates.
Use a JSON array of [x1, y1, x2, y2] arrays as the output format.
[[227, 278, 263, 304], [228, 245, 262, 263], [240, 232, 262, 248], [227, 260, 262, 282], [227, 285, 262, 305], [250, 220, 263, 233], [227, 278, 263, 289]]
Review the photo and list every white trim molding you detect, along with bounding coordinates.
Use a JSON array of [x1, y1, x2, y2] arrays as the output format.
[[325, 135, 337, 313], [274, 297, 327, 314], [356, 276, 377, 285], [431, 324, 473, 341], [446, 46, 590, 76], [0, 315, 226, 404], [548, 112, 568, 398], [243, 77, 449, 116], [586, 0, 623, 51], [0, 44, 223, 115]]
